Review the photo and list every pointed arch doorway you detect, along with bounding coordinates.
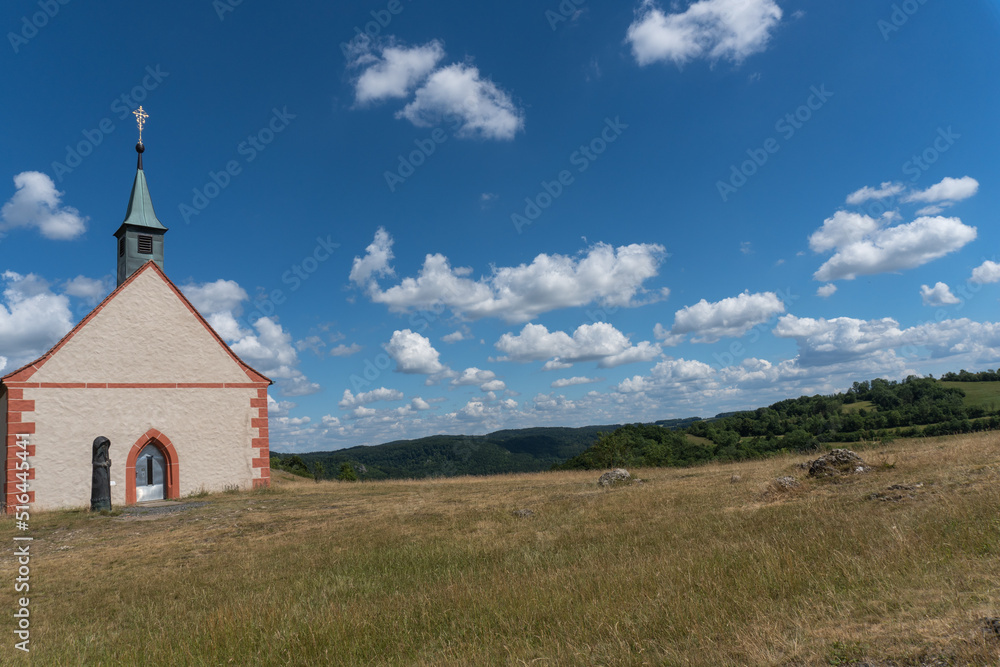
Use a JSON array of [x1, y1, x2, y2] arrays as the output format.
[[135, 443, 166, 501], [126, 429, 180, 504]]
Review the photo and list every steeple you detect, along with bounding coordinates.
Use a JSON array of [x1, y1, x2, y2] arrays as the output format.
[[114, 107, 167, 286]]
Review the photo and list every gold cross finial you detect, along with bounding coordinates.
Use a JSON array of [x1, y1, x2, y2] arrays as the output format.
[[133, 106, 149, 145]]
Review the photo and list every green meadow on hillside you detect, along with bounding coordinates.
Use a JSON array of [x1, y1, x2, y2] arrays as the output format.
[[941, 380, 1000, 410]]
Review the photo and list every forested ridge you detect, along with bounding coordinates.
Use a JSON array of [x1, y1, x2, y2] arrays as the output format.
[[272, 425, 624, 480], [560, 371, 1000, 470], [273, 370, 1000, 478]]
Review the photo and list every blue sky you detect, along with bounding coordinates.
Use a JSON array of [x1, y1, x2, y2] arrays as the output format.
[[2, 0, 1000, 451]]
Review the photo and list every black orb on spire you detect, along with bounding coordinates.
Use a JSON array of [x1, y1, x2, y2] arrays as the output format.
[[136, 142, 145, 153]]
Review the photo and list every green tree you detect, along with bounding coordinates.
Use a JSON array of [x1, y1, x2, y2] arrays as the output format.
[[313, 461, 325, 483], [338, 462, 358, 481], [783, 429, 817, 451]]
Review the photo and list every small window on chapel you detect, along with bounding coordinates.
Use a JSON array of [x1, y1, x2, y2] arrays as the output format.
[[137, 235, 153, 255], [118, 237, 125, 257]]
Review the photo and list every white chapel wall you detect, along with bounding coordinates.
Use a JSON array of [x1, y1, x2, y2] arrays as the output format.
[[29, 387, 256, 510]]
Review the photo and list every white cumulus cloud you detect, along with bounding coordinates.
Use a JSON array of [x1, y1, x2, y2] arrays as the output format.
[[845, 176, 978, 216], [183, 279, 320, 397], [626, 0, 783, 66], [350, 229, 667, 323], [551, 376, 603, 388], [903, 176, 979, 204], [809, 212, 976, 282], [452, 367, 497, 386], [182, 279, 251, 342], [774, 314, 1000, 369], [495, 322, 660, 369], [0, 271, 75, 370], [384, 329, 448, 374], [1, 171, 88, 240], [348, 38, 524, 141], [399, 63, 524, 140], [63, 275, 112, 305], [349, 227, 395, 287], [183, 279, 248, 317], [845, 182, 905, 205], [971, 260, 1000, 284], [920, 282, 961, 306], [230, 317, 321, 396], [816, 284, 837, 298], [351, 40, 445, 104], [339, 387, 405, 408], [670, 291, 785, 343]]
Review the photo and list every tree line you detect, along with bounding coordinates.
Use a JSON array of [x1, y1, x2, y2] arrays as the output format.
[[560, 373, 1000, 470]]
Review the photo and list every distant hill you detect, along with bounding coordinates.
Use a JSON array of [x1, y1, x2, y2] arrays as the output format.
[[272, 424, 636, 480], [274, 370, 1000, 479]]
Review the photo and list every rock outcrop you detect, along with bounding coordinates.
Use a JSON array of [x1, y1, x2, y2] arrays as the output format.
[[598, 468, 631, 487], [773, 476, 800, 490], [807, 449, 869, 478]]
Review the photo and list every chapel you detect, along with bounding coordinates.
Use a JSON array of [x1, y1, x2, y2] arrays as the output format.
[[0, 114, 272, 511]]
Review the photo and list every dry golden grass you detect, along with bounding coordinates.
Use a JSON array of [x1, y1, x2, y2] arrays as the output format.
[[3, 433, 1000, 665]]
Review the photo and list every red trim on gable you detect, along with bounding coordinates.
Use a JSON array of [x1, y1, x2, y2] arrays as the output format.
[[1, 261, 272, 386], [2, 382, 270, 390]]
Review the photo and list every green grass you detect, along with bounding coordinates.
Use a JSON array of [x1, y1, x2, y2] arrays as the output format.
[[841, 400, 876, 413], [3, 433, 1000, 665], [941, 380, 1000, 410]]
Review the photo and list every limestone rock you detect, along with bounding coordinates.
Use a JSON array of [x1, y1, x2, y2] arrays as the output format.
[[807, 449, 870, 478], [598, 468, 631, 487], [511, 508, 534, 518], [730, 474, 741, 484], [773, 476, 800, 490]]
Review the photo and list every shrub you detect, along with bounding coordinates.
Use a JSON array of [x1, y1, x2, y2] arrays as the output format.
[[338, 462, 358, 482]]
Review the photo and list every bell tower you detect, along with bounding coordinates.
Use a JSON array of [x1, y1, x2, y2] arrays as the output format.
[[114, 107, 167, 286]]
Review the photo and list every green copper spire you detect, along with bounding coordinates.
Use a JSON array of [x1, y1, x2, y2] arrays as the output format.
[[115, 110, 168, 286], [120, 148, 168, 231]]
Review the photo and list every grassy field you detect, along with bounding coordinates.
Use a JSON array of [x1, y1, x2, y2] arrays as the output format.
[[841, 400, 876, 414], [941, 381, 1000, 411], [4, 433, 1000, 665]]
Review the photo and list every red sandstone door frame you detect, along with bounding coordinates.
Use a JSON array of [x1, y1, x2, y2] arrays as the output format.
[[125, 429, 179, 504]]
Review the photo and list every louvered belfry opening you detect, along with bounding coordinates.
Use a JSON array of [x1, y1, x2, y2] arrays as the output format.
[[137, 235, 153, 255]]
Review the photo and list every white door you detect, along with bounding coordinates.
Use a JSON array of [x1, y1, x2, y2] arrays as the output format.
[[135, 444, 166, 502]]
